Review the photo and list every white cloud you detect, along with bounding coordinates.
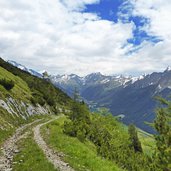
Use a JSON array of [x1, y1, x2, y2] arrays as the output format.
[[0, 0, 171, 76], [121, 0, 171, 74], [129, 0, 171, 39], [0, 0, 135, 75], [59, 0, 100, 11]]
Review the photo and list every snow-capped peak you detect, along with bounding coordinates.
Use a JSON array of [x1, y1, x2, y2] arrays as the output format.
[[165, 66, 171, 72], [7, 60, 42, 77], [8, 60, 28, 71], [131, 75, 145, 84]]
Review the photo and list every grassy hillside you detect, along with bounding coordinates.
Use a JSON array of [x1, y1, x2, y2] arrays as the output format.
[[0, 66, 33, 145], [0, 66, 32, 102], [0, 57, 72, 109], [51, 99, 160, 171], [137, 129, 155, 156], [13, 128, 57, 171], [0, 57, 73, 146], [1, 57, 165, 171], [41, 113, 159, 171], [41, 117, 123, 171]]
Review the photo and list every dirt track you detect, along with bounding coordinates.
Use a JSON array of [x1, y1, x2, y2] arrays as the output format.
[[33, 117, 74, 171], [0, 119, 42, 171]]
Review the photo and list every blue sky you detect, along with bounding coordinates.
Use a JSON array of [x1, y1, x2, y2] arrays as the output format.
[[85, 0, 123, 22], [0, 0, 171, 76], [84, 0, 162, 46]]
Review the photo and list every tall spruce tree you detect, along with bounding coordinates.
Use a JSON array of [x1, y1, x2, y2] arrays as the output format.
[[128, 124, 143, 153], [64, 88, 90, 142], [154, 98, 171, 171]]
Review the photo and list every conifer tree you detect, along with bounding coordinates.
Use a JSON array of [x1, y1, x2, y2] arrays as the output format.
[[128, 124, 143, 153], [64, 88, 90, 142], [154, 98, 171, 171], [42, 71, 50, 80], [73, 87, 79, 101]]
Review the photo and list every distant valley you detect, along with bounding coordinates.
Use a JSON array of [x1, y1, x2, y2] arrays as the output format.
[[9, 60, 171, 133], [1, 58, 170, 171], [52, 69, 171, 133]]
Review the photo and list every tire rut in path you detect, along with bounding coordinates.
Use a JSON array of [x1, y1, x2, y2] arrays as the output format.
[[33, 116, 74, 171], [0, 119, 42, 171]]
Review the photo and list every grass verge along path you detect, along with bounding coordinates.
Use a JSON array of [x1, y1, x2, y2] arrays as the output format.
[[0, 119, 44, 171], [41, 117, 123, 171], [33, 116, 74, 171], [13, 132, 57, 171]]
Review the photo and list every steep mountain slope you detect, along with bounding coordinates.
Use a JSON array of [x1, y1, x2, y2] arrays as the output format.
[[6, 59, 171, 133], [8, 60, 42, 78], [51, 72, 136, 96], [0, 57, 72, 144], [92, 69, 171, 133], [51, 69, 171, 133], [0, 58, 162, 171], [0, 58, 131, 171], [51, 74, 83, 96]]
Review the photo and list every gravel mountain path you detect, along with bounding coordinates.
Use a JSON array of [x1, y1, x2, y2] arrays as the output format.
[[33, 116, 74, 171], [0, 119, 42, 171]]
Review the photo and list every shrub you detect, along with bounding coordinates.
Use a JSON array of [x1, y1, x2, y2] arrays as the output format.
[[31, 91, 46, 106], [128, 124, 143, 153], [0, 79, 14, 90]]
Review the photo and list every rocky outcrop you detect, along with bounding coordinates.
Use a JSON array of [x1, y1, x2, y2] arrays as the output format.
[[0, 97, 52, 130], [0, 97, 52, 119]]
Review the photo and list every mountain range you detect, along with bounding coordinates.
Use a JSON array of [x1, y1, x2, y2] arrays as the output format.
[[9, 60, 171, 133], [1, 57, 158, 171], [0, 57, 72, 141], [8, 60, 42, 78], [51, 68, 171, 133]]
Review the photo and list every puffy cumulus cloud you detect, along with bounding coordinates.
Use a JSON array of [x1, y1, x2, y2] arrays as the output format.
[[121, 0, 171, 74], [0, 0, 135, 75], [34, 20, 134, 75], [128, 0, 171, 39], [59, 0, 100, 11], [0, 0, 171, 76]]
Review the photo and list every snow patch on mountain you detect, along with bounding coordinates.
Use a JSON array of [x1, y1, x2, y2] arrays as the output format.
[[7, 60, 42, 77], [131, 75, 145, 84], [165, 66, 171, 72], [100, 78, 110, 84]]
